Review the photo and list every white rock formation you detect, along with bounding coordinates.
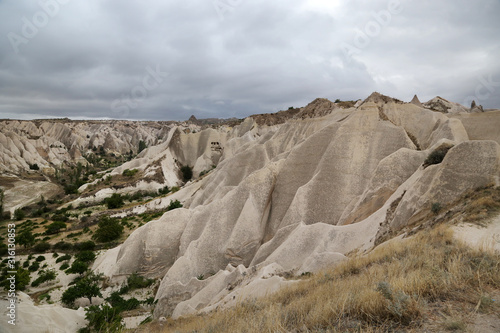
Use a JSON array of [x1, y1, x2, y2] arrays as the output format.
[[91, 93, 500, 319]]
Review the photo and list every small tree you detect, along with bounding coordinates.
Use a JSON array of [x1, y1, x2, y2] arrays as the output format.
[[33, 241, 51, 253], [18, 229, 36, 248], [62, 274, 102, 307], [105, 194, 124, 209], [14, 208, 25, 221], [93, 216, 123, 243], [180, 165, 193, 182], [84, 305, 124, 332], [138, 140, 147, 153], [66, 260, 89, 275], [44, 221, 67, 235], [75, 251, 96, 263], [31, 269, 57, 287]]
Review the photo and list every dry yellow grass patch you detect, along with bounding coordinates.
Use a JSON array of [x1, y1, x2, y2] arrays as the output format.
[[133, 225, 500, 333]]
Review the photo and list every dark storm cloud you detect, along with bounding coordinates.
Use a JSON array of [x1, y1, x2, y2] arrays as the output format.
[[0, 0, 499, 121]]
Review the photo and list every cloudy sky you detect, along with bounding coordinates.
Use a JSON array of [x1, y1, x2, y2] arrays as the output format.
[[0, 0, 499, 121]]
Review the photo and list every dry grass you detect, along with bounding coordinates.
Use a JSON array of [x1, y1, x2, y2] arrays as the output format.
[[462, 186, 500, 225], [132, 225, 500, 333]]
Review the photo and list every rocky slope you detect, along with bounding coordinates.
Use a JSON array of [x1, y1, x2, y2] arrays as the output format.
[[88, 93, 500, 319], [1, 93, 499, 327]]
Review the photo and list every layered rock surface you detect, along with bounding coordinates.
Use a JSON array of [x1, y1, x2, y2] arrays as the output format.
[[92, 93, 500, 319]]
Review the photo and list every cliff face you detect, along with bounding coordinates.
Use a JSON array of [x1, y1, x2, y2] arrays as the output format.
[[88, 94, 500, 319]]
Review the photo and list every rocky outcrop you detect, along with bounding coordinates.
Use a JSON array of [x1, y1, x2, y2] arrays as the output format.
[[92, 93, 500, 319], [410, 94, 423, 107], [2, 93, 499, 321], [0, 120, 172, 174], [423, 96, 470, 114]]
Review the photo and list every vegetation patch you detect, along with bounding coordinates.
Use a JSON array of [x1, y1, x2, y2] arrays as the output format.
[[423, 144, 454, 168], [158, 226, 500, 332]]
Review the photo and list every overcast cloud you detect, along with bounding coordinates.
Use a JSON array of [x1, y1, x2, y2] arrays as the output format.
[[0, 0, 499, 121]]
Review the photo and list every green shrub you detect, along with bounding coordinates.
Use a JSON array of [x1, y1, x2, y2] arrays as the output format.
[[122, 169, 138, 178], [158, 186, 170, 195], [31, 269, 57, 287], [36, 255, 46, 262], [1, 267, 30, 291], [33, 242, 51, 253], [423, 144, 453, 167], [66, 260, 88, 275], [62, 274, 102, 307], [138, 140, 147, 153], [75, 251, 96, 263], [431, 202, 442, 215], [126, 273, 154, 290], [18, 229, 36, 248], [55, 255, 72, 264], [45, 221, 67, 235], [14, 208, 26, 221], [54, 241, 73, 251], [60, 263, 69, 270], [167, 199, 183, 211], [28, 262, 40, 272], [73, 241, 96, 251], [93, 216, 123, 243], [105, 194, 124, 209], [180, 165, 193, 182], [83, 305, 123, 332], [106, 292, 140, 312]]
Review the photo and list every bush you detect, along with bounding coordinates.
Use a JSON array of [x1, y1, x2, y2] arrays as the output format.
[[167, 199, 183, 211], [126, 273, 154, 290], [1, 267, 30, 291], [60, 263, 69, 270], [36, 255, 46, 262], [106, 292, 140, 312], [66, 260, 88, 275], [64, 184, 79, 195], [180, 165, 193, 182], [51, 213, 69, 222], [31, 269, 57, 287], [14, 208, 26, 221], [423, 144, 453, 167], [122, 169, 138, 178], [158, 186, 170, 195], [83, 305, 123, 332], [45, 221, 67, 235], [75, 251, 96, 263], [18, 229, 36, 248], [93, 216, 123, 243], [56, 254, 72, 263], [33, 242, 51, 253], [54, 241, 73, 251], [138, 140, 147, 153], [431, 202, 442, 215], [73, 241, 96, 251], [28, 262, 40, 272], [62, 274, 102, 307], [105, 194, 124, 209]]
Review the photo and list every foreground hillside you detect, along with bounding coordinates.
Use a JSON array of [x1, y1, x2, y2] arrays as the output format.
[[0, 93, 499, 332]]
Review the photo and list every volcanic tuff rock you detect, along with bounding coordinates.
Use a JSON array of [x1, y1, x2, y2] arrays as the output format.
[[0, 120, 169, 174], [1, 93, 499, 321], [90, 93, 500, 319]]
